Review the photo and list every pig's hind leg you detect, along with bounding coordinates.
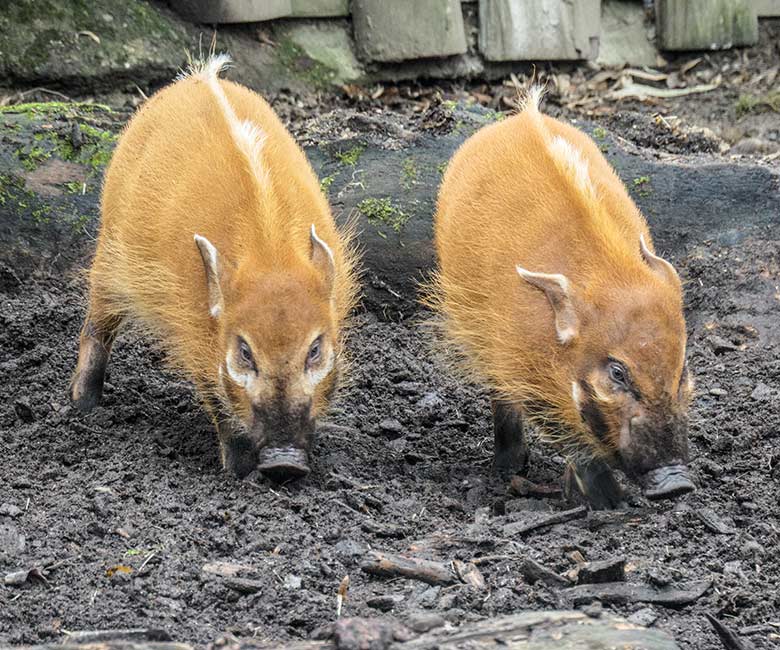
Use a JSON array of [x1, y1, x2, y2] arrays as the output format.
[[491, 398, 529, 476], [70, 301, 122, 413]]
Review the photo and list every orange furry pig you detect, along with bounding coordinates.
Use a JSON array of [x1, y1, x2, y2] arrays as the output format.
[[70, 56, 359, 481], [429, 90, 694, 508]]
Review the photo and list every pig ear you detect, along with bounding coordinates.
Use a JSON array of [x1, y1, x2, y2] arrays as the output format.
[[310, 224, 335, 294], [639, 234, 679, 285], [194, 234, 225, 319], [516, 266, 579, 344]]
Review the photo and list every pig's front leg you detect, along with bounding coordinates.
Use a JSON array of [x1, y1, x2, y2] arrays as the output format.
[[491, 398, 528, 476], [204, 398, 258, 479], [565, 456, 625, 509]]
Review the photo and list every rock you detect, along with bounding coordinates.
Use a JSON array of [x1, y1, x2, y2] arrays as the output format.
[[741, 540, 764, 557], [750, 382, 773, 402], [756, 0, 780, 16], [406, 612, 445, 633], [0, 503, 23, 518], [284, 574, 302, 589], [273, 20, 365, 85], [378, 418, 404, 438], [577, 558, 627, 584], [730, 137, 780, 156], [366, 594, 404, 612], [290, 0, 349, 16], [656, 0, 758, 50], [334, 617, 408, 650], [352, 0, 467, 62], [0, 525, 25, 562], [628, 607, 659, 627], [598, 0, 657, 67], [582, 601, 604, 618], [479, 0, 600, 61], [709, 388, 728, 397], [0, 0, 193, 91], [170, 0, 292, 22]]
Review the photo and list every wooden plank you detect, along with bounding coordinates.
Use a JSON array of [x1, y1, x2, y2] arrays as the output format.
[[657, 0, 758, 50]]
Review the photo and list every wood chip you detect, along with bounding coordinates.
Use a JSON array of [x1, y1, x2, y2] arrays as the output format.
[[452, 560, 486, 590], [361, 550, 455, 586]]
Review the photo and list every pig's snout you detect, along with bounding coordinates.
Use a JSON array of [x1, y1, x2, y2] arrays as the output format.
[[641, 464, 695, 500], [257, 446, 310, 482]]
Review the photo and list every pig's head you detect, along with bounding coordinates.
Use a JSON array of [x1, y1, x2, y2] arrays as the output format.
[[517, 235, 695, 500], [194, 225, 338, 481]]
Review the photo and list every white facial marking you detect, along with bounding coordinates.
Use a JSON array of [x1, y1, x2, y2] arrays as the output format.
[[571, 381, 582, 410], [225, 349, 254, 390]]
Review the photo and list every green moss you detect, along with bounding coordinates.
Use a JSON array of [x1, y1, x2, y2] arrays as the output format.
[[401, 157, 418, 189], [0, 101, 113, 117], [735, 92, 780, 118], [632, 176, 652, 197], [437, 162, 448, 177], [274, 36, 336, 89], [358, 197, 410, 234], [593, 126, 608, 140], [441, 100, 457, 113], [320, 174, 336, 196], [334, 145, 365, 167]]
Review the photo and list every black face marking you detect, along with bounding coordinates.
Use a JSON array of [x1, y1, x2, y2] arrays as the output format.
[[579, 380, 610, 444]]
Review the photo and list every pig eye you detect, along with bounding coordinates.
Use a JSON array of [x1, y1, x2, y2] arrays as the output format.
[[307, 336, 322, 367], [238, 338, 256, 370], [608, 360, 629, 389]]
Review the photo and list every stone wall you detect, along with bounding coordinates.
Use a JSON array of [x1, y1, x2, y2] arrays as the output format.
[[168, 0, 778, 85]]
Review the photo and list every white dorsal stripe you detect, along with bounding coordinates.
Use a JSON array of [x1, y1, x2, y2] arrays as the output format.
[[548, 135, 593, 196], [181, 54, 268, 187]]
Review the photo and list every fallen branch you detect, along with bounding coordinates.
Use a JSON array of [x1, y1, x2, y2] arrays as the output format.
[[361, 551, 455, 586], [502, 506, 587, 537], [563, 580, 711, 607], [608, 82, 719, 101]]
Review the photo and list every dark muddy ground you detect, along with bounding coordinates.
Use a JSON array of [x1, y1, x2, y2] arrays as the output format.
[[1, 223, 779, 649]]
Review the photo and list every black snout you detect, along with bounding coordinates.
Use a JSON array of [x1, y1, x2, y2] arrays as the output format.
[[642, 464, 695, 500], [257, 446, 310, 482]]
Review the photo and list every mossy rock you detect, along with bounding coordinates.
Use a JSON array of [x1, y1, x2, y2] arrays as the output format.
[[0, 0, 193, 91]]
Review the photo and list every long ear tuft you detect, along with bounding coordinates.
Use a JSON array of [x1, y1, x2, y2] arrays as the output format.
[[516, 265, 579, 344], [194, 234, 224, 318], [639, 234, 680, 286], [310, 224, 335, 294]]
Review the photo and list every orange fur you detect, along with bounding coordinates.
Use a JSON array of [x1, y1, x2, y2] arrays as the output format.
[[428, 92, 689, 460], [76, 56, 358, 438]]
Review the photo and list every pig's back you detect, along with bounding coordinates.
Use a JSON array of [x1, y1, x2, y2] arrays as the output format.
[[435, 105, 648, 309]]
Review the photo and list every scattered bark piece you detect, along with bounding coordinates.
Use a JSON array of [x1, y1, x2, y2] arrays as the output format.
[[519, 558, 572, 588], [509, 476, 563, 499], [577, 557, 627, 584], [563, 580, 711, 607], [361, 551, 456, 586], [4, 566, 47, 587], [696, 508, 736, 535], [201, 562, 247, 577], [62, 629, 173, 643], [452, 559, 486, 590], [502, 506, 587, 537], [706, 613, 757, 650], [361, 519, 407, 538]]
